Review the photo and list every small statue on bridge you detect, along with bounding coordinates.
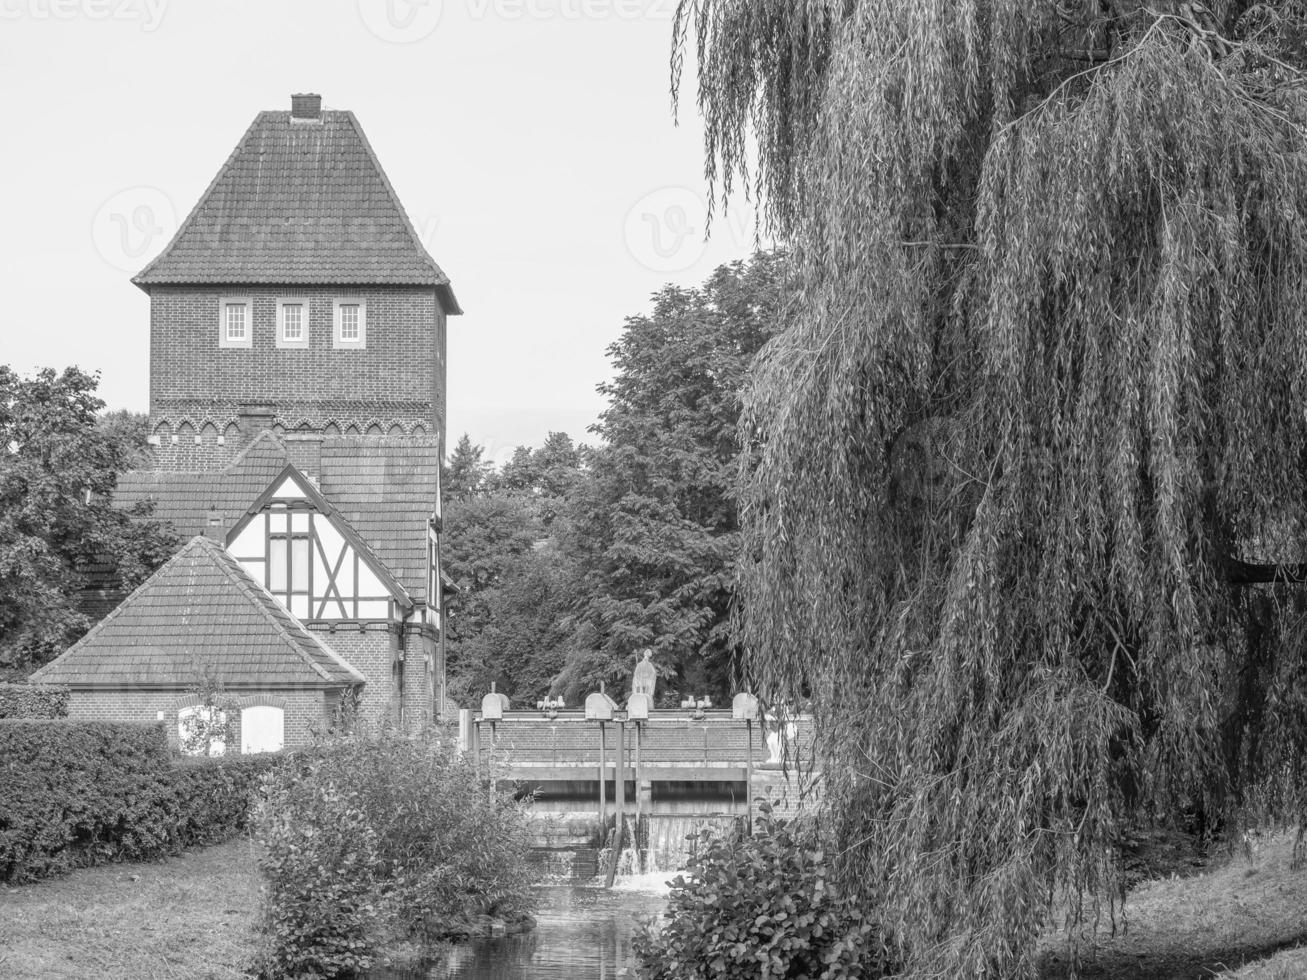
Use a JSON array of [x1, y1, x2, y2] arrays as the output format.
[[631, 649, 657, 700]]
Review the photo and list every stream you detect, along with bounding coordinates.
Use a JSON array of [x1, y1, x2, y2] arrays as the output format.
[[370, 883, 670, 980]]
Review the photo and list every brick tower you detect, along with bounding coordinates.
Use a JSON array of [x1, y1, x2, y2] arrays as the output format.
[[133, 92, 460, 471]]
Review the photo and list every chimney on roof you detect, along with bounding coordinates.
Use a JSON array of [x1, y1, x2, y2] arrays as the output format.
[[204, 508, 224, 542], [291, 93, 322, 120], [237, 402, 278, 444]]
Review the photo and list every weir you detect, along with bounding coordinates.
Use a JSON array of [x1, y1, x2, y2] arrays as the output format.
[[463, 681, 817, 881]]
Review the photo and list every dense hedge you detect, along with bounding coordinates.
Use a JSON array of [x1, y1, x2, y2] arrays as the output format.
[[0, 683, 70, 719], [0, 720, 280, 883]]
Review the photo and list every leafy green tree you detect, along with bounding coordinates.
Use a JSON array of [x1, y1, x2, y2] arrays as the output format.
[[97, 409, 152, 470], [441, 494, 547, 702], [442, 433, 492, 500], [557, 251, 788, 702], [0, 367, 176, 669], [455, 542, 586, 704], [677, 2, 1307, 976]]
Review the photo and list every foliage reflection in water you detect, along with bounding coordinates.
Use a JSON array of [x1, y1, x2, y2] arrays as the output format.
[[369, 885, 668, 980]]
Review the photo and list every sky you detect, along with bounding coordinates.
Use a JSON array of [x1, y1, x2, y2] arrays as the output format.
[[0, 0, 761, 467]]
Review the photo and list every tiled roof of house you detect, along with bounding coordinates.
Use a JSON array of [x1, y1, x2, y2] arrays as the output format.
[[31, 536, 365, 690], [132, 104, 461, 315], [319, 437, 440, 599], [114, 432, 438, 602], [115, 431, 293, 535]]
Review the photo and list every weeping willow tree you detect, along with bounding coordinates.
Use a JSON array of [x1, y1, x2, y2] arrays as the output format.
[[674, 1, 1307, 976]]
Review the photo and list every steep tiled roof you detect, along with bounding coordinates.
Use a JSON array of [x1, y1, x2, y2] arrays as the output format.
[[319, 437, 439, 599], [31, 537, 365, 689], [115, 433, 437, 602], [115, 431, 293, 537], [132, 107, 461, 315]]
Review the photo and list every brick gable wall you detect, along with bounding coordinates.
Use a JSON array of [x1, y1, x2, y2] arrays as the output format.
[[312, 625, 398, 728]]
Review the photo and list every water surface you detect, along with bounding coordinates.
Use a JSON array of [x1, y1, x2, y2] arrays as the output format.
[[374, 885, 668, 980]]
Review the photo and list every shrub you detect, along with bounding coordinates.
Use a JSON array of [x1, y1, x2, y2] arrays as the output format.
[[169, 753, 283, 848], [0, 682, 69, 718], [255, 729, 534, 978], [0, 720, 278, 883], [0, 720, 174, 881], [633, 805, 895, 980]]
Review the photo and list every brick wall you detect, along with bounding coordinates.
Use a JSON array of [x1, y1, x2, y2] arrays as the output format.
[[401, 626, 434, 731], [65, 688, 334, 749], [147, 285, 444, 463], [315, 625, 398, 727]]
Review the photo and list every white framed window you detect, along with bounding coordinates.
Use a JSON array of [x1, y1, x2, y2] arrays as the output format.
[[241, 705, 285, 754], [333, 297, 367, 349], [276, 299, 309, 349], [178, 705, 228, 756], [219, 296, 253, 349]]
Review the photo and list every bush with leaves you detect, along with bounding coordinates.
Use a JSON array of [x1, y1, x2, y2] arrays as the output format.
[[255, 728, 534, 978], [0, 720, 276, 884], [0, 682, 69, 718], [633, 806, 894, 980]]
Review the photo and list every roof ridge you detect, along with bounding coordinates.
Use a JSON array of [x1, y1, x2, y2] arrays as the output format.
[[202, 539, 343, 684], [30, 537, 211, 681], [117, 429, 288, 483], [221, 429, 290, 473]]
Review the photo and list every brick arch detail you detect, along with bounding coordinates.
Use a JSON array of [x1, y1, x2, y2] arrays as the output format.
[[233, 694, 291, 711]]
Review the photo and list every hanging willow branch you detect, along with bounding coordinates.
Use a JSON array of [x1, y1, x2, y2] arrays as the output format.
[[676, 1, 1307, 977]]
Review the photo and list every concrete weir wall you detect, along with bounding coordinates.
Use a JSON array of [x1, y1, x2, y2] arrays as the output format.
[[464, 709, 818, 880]]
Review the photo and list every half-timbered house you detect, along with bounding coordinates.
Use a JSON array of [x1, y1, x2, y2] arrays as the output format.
[[34, 94, 459, 748]]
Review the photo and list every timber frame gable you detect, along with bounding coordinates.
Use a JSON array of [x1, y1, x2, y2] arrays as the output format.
[[225, 464, 414, 624]]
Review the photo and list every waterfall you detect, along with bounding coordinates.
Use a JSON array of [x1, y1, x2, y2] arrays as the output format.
[[598, 812, 741, 882]]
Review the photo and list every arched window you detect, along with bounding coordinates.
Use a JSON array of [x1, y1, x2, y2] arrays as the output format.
[[178, 705, 227, 756], [241, 705, 285, 754]]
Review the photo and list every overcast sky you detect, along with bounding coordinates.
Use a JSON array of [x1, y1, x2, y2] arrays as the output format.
[[0, 0, 760, 466]]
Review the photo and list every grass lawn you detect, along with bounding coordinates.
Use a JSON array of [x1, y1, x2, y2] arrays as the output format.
[[4, 829, 1307, 979], [0, 837, 262, 980], [1040, 831, 1307, 979]]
